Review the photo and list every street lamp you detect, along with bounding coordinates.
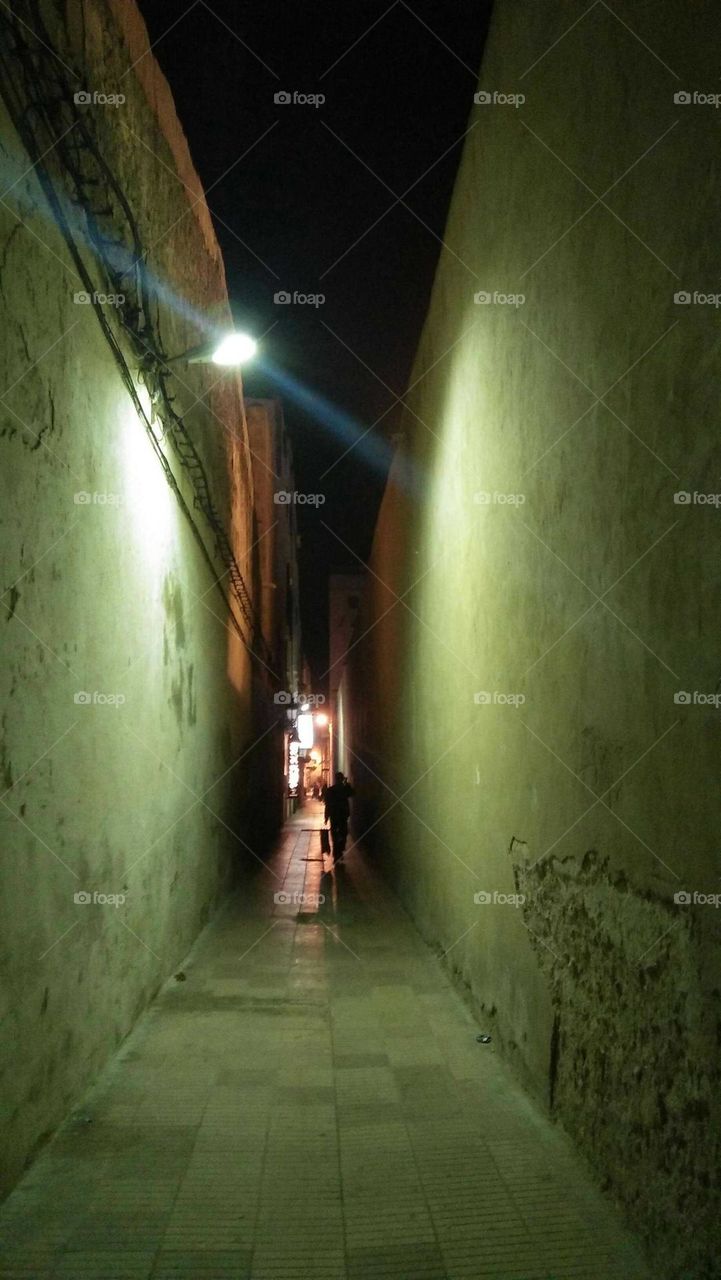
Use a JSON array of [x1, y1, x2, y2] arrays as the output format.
[[163, 331, 258, 366], [209, 333, 257, 365]]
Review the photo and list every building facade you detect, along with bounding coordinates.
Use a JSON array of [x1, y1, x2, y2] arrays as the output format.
[[0, 0, 281, 1196], [328, 572, 365, 781], [245, 398, 305, 816], [343, 3, 721, 1274]]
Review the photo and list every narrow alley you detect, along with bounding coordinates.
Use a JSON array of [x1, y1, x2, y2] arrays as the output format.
[[2, 2, 719, 1276], [0, 807, 649, 1280]]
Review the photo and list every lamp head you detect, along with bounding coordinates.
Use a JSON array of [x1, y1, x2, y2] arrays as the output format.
[[168, 331, 258, 366], [211, 332, 257, 365]]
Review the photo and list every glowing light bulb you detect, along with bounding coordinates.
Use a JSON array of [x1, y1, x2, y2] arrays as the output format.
[[211, 332, 257, 365]]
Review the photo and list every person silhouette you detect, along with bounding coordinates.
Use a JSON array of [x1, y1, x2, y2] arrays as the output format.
[[323, 771, 355, 863]]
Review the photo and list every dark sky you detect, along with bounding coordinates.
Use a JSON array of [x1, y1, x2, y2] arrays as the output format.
[[137, 0, 492, 679]]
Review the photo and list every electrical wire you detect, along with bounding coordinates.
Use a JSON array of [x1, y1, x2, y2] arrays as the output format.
[[0, 0, 277, 678]]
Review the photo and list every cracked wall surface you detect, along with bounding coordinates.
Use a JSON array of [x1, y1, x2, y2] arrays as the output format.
[[0, 0, 265, 1196], [351, 2, 721, 1275], [514, 848, 721, 1260]]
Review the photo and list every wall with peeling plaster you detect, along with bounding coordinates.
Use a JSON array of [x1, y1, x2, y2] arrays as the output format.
[[352, 2, 721, 1275], [0, 0, 268, 1196]]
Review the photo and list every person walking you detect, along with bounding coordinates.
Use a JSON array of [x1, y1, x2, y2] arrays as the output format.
[[323, 771, 355, 863]]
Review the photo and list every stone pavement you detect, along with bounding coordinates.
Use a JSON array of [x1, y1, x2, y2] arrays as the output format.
[[0, 803, 650, 1279]]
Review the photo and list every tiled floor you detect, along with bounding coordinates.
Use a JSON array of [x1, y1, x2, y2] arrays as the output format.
[[0, 804, 650, 1279]]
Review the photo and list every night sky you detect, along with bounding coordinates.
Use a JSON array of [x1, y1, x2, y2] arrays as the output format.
[[137, 0, 492, 679]]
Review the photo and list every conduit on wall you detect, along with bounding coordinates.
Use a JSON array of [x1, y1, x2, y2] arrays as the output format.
[[0, 0, 277, 680]]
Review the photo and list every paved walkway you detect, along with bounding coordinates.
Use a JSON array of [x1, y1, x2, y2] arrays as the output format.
[[0, 804, 650, 1279]]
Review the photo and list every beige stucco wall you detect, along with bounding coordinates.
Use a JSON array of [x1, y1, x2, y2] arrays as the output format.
[[357, 3, 721, 1274], [0, 0, 267, 1196]]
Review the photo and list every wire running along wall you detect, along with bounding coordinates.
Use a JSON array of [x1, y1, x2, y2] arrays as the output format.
[[0, 0, 276, 679]]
